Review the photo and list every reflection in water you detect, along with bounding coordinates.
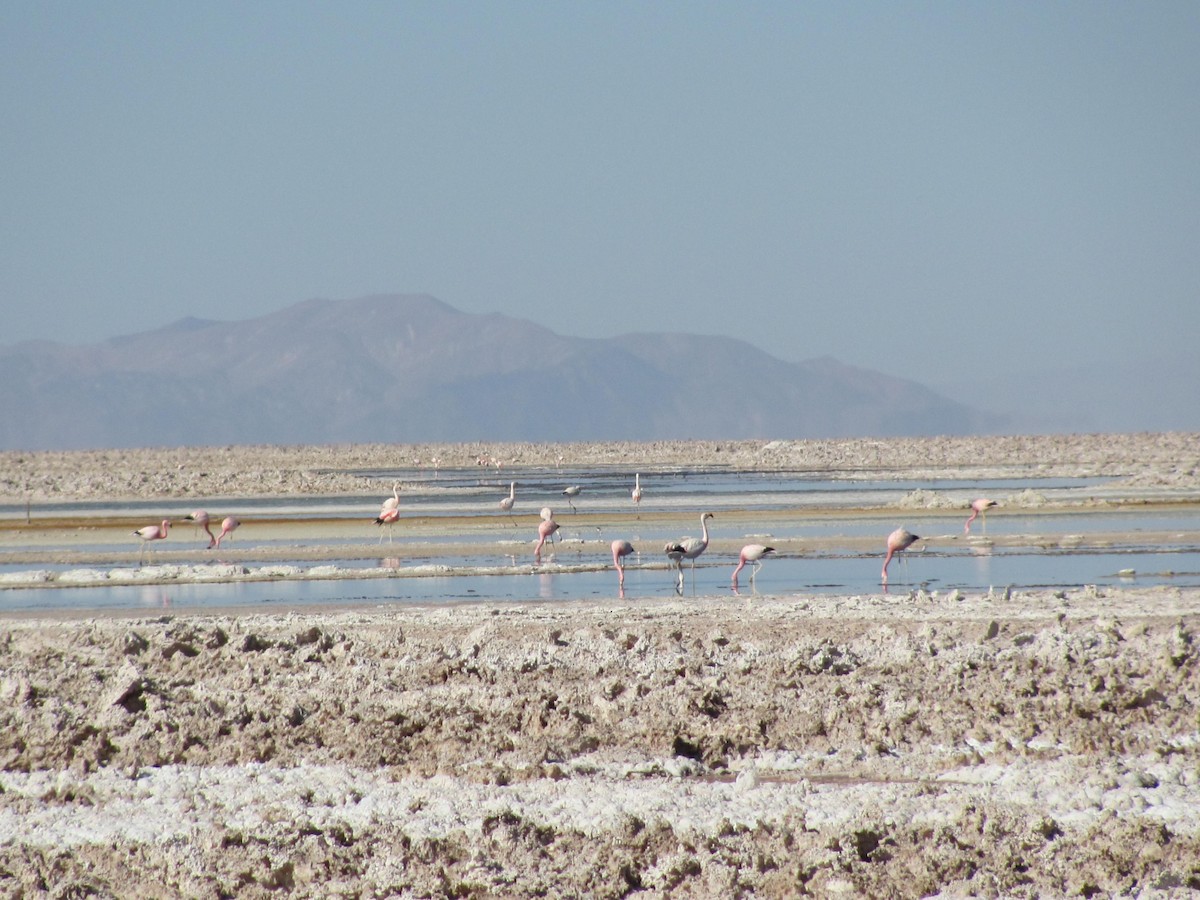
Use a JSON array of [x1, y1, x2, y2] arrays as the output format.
[[138, 586, 171, 609], [2, 464, 1199, 614]]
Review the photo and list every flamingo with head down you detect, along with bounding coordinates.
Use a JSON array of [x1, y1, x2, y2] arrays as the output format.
[[214, 516, 240, 549], [184, 510, 216, 547], [535, 515, 559, 562], [882, 528, 920, 583], [611, 539, 635, 588], [732, 544, 775, 589], [964, 498, 998, 535]]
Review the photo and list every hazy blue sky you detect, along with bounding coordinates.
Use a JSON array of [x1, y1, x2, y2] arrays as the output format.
[[3, 2, 1198, 391]]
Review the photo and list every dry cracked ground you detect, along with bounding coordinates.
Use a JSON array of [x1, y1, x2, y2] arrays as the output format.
[[1, 587, 1199, 897]]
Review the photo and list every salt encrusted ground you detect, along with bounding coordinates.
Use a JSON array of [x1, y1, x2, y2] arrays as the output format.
[[1, 434, 1199, 897], [3, 432, 1198, 502]]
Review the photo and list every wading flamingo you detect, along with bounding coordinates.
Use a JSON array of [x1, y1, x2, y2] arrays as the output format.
[[611, 539, 635, 588], [184, 510, 216, 547], [665, 512, 714, 593], [499, 482, 516, 525], [631, 474, 644, 513], [375, 506, 400, 543], [882, 528, 920, 584], [732, 544, 775, 588], [562, 485, 582, 512], [214, 516, 240, 549], [535, 516, 560, 562], [134, 519, 170, 565], [964, 498, 998, 535]]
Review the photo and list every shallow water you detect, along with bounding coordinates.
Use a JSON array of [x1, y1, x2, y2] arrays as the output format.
[[4, 539, 1200, 615], [0, 469, 1120, 520], [2, 467, 1199, 613]]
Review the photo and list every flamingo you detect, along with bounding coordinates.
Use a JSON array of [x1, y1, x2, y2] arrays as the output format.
[[214, 516, 240, 549], [535, 516, 560, 562], [964, 498, 998, 535], [665, 512, 714, 593], [882, 528, 920, 584], [611, 539, 635, 588], [381, 481, 401, 513], [562, 485, 582, 512], [499, 482, 516, 525], [540, 506, 554, 522], [631, 474, 644, 513], [375, 507, 400, 543], [184, 510, 216, 547], [732, 544, 775, 588], [134, 519, 170, 565]]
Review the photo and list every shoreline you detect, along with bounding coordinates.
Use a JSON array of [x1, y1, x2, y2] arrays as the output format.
[[2, 433, 1200, 895], [3, 431, 1199, 503]]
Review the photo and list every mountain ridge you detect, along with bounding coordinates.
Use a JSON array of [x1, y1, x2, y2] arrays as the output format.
[[0, 294, 997, 450]]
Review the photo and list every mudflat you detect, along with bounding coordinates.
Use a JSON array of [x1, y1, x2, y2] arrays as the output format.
[[1, 433, 1198, 897]]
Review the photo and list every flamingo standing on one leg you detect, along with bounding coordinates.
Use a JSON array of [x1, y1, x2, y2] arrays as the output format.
[[535, 516, 560, 563], [184, 510, 216, 548], [964, 498, 998, 535], [375, 507, 400, 543], [631, 474, 644, 514], [134, 519, 170, 565], [882, 528, 920, 584], [499, 482, 517, 525], [664, 512, 714, 594], [214, 516, 240, 549], [562, 485, 582, 512], [732, 544, 775, 590], [611, 539, 635, 589]]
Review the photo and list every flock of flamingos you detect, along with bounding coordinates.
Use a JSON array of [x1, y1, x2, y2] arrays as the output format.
[[132, 473, 1001, 593]]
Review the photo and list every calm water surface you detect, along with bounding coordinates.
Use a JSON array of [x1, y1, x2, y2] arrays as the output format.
[[3, 468, 1199, 613]]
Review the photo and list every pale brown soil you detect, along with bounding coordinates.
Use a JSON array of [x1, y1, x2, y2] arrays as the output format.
[[2, 432, 1198, 502], [1, 435, 1199, 897]]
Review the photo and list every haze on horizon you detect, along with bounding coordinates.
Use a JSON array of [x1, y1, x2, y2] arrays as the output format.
[[3, 3, 1198, 432]]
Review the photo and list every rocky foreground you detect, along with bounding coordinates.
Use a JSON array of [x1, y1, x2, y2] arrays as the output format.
[[1, 586, 1198, 897]]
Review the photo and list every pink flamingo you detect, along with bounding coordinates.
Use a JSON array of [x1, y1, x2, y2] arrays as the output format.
[[631, 474, 644, 513], [964, 498, 998, 535], [184, 510, 216, 547], [134, 519, 170, 565], [611, 539, 635, 587], [665, 512, 714, 593], [732, 544, 775, 589], [535, 516, 559, 562], [882, 528, 920, 583], [214, 516, 240, 549], [499, 482, 516, 525], [375, 507, 400, 543], [381, 482, 401, 514]]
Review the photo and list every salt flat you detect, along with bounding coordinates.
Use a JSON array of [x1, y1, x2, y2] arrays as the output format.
[[1, 434, 1198, 896]]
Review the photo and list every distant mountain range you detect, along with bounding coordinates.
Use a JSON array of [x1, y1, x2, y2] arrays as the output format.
[[0, 294, 1002, 450]]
